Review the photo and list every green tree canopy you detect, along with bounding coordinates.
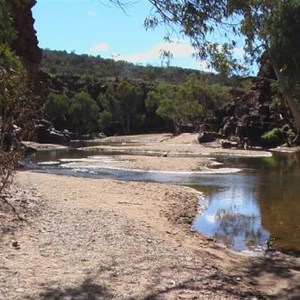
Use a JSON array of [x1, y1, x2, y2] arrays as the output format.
[[69, 92, 100, 134], [0, 0, 16, 44], [146, 77, 204, 132], [142, 0, 300, 136], [43, 93, 72, 130]]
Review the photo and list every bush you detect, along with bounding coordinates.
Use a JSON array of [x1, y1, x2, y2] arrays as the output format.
[[261, 128, 285, 147], [68, 92, 100, 134], [0, 45, 34, 196]]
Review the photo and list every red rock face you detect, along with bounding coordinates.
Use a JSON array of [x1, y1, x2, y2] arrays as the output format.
[[9, 0, 42, 79]]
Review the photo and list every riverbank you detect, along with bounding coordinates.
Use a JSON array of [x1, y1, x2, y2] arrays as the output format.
[[1, 133, 300, 299], [1, 171, 263, 299], [82, 133, 273, 158]]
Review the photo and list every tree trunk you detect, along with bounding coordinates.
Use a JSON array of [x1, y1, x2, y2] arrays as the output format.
[[126, 113, 130, 133], [272, 63, 300, 138]]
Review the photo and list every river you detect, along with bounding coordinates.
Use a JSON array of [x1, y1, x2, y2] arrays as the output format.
[[23, 148, 300, 254]]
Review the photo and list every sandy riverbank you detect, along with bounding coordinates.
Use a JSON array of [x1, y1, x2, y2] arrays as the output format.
[[1, 133, 300, 299], [82, 133, 273, 158]]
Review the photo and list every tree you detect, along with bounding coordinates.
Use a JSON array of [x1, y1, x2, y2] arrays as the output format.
[[43, 93, 71, 130], [117, 80, 140, 133], [142, 0, 300, 139], [146, 78, 203, 132], [98, 110, 113, 133], [68, 92, 100, 134]]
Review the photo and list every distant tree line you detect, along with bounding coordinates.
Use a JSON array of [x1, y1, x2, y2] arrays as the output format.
[[40, 49, 237, 136]]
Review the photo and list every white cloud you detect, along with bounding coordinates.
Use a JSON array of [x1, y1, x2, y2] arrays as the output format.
[[90, 40, 240, 72], [90, 43, 110, 53], [111, 41, 220, 72], [114, 41, 196, 64]]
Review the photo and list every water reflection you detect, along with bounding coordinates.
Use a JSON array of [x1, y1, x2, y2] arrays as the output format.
[[24, 148, 300, 253], [193, 181, 270, 252], [212, 153, 300, 252]]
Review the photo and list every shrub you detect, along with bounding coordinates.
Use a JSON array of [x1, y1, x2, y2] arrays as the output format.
[[0, 45, 34, 196], [261, 128, 284, 147]]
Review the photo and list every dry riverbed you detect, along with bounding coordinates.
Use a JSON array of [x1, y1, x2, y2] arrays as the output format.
[[1, 133, 300, 299]]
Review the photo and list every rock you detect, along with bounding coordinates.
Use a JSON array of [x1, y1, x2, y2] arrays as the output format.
[[198, 131, 225, 144], [221, 140, 238, 149], [35, 119, 71, 144], [198, 131, 217, 143], [201, 52, 296, 148], [12, 241, 20, 249], [21, 142, 37, 156], [8, 0, 42, 79]]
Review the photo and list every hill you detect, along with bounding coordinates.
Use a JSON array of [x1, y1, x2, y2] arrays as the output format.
[[37, 49, 235, 136]]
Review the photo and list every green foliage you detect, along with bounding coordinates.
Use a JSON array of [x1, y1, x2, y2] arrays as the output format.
[[267, 1, 300, 85], [261, 128, 284, 147], [147, 76, 205, 131], [68, 92, 100, 134], [0, 0, 17, 44], [43, 93, 71, 130], [146, 73, 231, 131], [117, 80, 141, 132], [44, 91, 101, 134], [41, 49, 239, 135], [269, 95, 281, 112], [145, 0, 300, 84], [0, 44, 33, 195], [98, 110, 113, 133], [145, 0, 300, 135], [41, 49, 238, 85]]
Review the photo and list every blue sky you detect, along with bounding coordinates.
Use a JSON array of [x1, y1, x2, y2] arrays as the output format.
[[33, 0, 245, 72]]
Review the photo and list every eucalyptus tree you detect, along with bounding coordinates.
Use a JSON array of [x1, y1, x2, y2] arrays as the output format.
[[68, 92, 100, 134], [111, 0, 300, 138], [142, 0, 300, 138], [146, 77, 204, 132]]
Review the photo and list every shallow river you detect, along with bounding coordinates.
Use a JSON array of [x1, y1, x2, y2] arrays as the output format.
[[24, 149, 300, 254]]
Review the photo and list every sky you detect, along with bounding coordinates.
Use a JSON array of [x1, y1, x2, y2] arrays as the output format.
[[32, 0, 245, 72], [32, 0, 214, 71]]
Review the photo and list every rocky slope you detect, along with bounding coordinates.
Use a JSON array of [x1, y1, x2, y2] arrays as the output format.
[[9, 0, 41, 79]]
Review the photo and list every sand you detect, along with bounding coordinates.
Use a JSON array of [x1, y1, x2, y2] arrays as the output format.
[[1, 133, 299, 299]]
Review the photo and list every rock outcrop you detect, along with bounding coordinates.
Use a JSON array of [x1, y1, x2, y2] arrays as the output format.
[[8, 0, 42, 79], [199, 54, 294, 148]]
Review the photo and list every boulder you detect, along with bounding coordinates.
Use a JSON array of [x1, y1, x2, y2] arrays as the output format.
[[198, 131, 225, 144], [35, 119, 71, 144]]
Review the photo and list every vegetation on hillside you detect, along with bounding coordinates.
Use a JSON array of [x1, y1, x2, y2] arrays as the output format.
[[144, 0, 300, 140], [40, 49, 234, 135], [41, 49, 237, 85]]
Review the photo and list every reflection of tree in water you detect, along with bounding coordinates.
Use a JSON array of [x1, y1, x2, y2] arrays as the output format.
[[194, 153, 300, 252], [238, 153, 300, 252], [255, 155, 300, 251], [213, 209, 269, 251]]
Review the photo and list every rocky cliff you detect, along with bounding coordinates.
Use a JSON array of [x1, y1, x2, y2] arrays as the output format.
[[199, 54, 294, 148], [8, 0, 41, 79]]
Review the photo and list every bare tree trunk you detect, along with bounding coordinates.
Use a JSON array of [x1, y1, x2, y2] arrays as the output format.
[[272, 63, 300, 139], [126, 113, 130, 133]]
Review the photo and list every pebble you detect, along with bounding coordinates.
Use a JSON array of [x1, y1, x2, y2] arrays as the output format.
[[12, 241, 20, 250]]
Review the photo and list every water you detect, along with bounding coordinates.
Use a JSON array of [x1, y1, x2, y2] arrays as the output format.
[[192, 173, 270, 253], [24, 149, 300, 254]]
